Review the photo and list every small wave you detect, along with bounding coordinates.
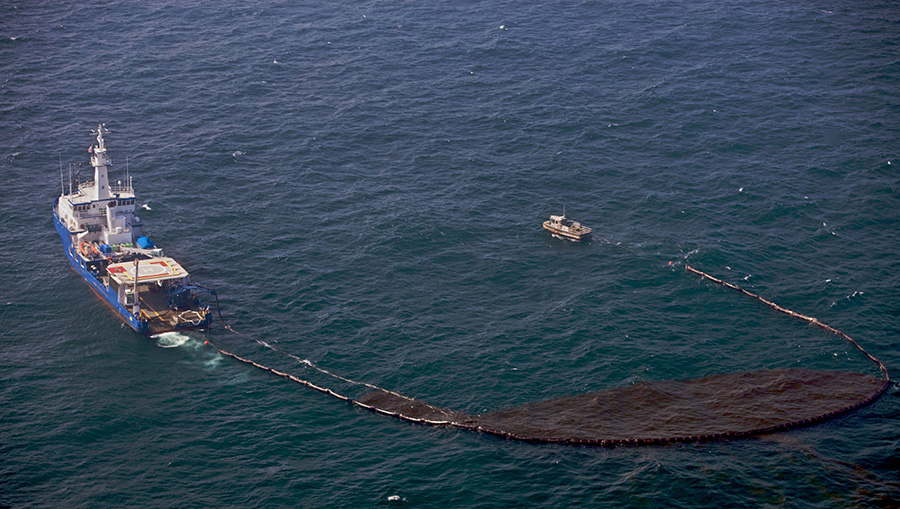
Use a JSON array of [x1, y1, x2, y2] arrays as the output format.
[[682, 248, 700, 260], [203, 355, 225, 368]]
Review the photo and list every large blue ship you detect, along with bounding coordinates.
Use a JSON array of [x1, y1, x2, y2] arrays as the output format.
[[53, 124, 212, 334]]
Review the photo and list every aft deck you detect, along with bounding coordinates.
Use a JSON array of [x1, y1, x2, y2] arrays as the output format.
[[139, 289, 208, 334]]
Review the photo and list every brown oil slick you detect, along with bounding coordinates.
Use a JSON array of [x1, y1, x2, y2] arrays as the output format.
[[356, 368, 887, 444], [210, 266, 890, 447]]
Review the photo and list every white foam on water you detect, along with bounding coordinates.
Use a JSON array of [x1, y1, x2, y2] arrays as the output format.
[[153, 331, 195, 349], [203, 354, 226, 368]]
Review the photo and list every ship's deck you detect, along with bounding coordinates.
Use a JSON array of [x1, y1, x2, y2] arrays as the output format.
[[139, 290, 207, 334]]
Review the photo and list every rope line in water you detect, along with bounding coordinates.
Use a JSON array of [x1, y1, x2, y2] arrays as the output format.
[[205, 266, 891, 447], [684, 265, 890, 384], [593, 235, 637, 253], [210, 296, 450, 416]]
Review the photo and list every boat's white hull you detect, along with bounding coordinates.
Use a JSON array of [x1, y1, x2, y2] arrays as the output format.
[[542, 221, 591, 241]]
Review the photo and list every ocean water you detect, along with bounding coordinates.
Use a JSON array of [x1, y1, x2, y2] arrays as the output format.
[[2, 0, 899, 506]]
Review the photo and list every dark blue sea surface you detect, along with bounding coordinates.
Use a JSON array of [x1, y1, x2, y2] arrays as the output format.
[[2, 0, 900, 506]]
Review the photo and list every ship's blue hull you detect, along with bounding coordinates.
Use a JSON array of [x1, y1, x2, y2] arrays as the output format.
[[53, 207, 151, 333]]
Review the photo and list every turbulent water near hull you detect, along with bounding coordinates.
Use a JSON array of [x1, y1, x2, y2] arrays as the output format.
[[3, 0, 900, 507]]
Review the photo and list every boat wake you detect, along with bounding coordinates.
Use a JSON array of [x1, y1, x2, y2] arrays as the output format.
[[153, 331, 196, 349]]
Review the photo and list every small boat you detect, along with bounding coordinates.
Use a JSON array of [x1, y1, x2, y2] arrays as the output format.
[[542, 210, 592, 241], [53, 124, 214, 334]]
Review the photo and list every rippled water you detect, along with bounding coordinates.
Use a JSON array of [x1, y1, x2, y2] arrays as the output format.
[[2, 1, 899, 506]]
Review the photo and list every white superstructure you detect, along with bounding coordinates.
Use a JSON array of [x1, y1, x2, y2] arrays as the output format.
[[56, 124, 144, 248]]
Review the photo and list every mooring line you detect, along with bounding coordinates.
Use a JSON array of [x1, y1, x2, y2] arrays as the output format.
[[204, 266, 891, 447]]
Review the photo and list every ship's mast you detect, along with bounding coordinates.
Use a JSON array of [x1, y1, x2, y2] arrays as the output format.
[[90, 123, 112, 201], [132, 258, 141, 317]]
